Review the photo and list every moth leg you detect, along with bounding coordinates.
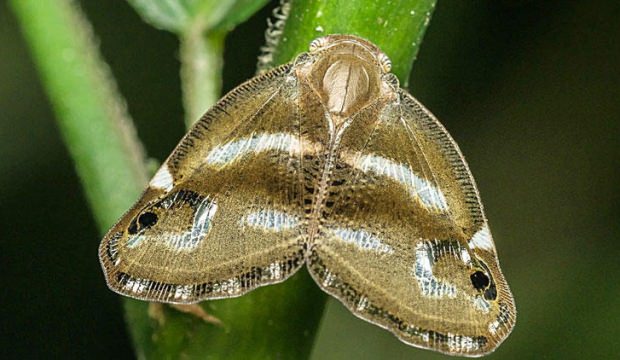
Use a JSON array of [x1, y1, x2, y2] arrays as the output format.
[[170, 304, 222, 325], [147, 302, 222, 326], [147, 302, 166, 325]]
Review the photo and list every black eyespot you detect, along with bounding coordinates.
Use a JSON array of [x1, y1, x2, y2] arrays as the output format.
[[127, 218, 138, 235], [138, 211, 158, 229], [470, 271, 490, 290], [484, 286, 498, 301]]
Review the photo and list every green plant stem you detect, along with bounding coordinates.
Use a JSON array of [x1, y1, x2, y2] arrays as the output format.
[[10, 0, 148, 230], [10, 1, 153, 357], [181, 27, 225, 127]]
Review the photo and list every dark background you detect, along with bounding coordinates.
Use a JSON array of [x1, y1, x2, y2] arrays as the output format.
[[1, 0, 619, 359]]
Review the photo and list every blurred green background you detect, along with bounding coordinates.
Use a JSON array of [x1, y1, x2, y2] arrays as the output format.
[[1, 0, 619, 359]]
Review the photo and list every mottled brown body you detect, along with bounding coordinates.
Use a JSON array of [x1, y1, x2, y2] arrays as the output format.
[[99, 35, 515, 356]]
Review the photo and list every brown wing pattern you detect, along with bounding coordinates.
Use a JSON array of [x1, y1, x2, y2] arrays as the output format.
[[100, 64, 313, 303], [99, 34, 516, 356], [306, 91, 515, 356]]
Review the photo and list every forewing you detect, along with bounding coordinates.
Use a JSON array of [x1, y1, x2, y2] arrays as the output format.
[[307, 91, 516, 356], [99, 64, 309, 303]]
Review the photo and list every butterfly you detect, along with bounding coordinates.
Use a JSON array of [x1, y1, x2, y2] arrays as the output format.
[[99, 34, 516, 356]]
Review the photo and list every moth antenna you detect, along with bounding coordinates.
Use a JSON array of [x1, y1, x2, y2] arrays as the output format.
[[257, 0, 291, 74]]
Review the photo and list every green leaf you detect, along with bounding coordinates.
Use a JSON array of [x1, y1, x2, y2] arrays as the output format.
[[209, 0, 271, 32], [127, 0, 270, 33]]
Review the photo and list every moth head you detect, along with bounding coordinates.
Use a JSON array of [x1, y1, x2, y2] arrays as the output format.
[[302, 35, 394, 117], [307, 34, 392, 74]]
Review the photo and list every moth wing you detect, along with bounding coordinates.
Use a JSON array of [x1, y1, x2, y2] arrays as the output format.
[[307, 90, 516, 356], [99, 64, 309, 303]]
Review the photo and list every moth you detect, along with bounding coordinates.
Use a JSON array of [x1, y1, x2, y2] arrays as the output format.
[[99, 34, 515, 356]]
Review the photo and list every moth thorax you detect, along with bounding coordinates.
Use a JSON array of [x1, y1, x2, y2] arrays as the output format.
[[318, 57, 379, 117]]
